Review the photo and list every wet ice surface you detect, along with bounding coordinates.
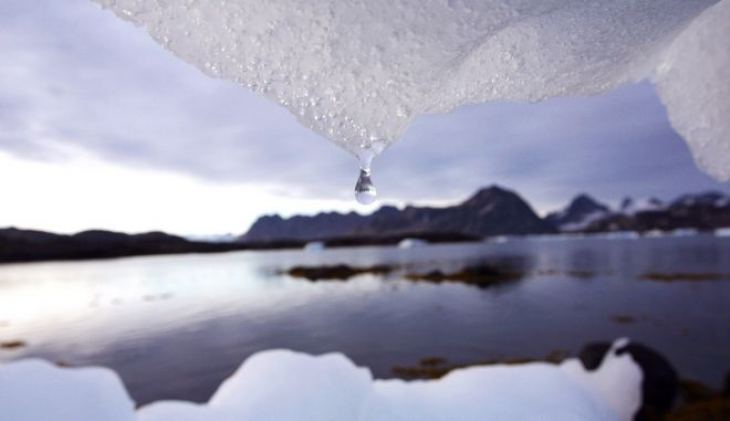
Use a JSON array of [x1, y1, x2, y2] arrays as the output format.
[[0, 343, 641, 421], [92, 0, 729, 179], [0, 236, 729, 405]]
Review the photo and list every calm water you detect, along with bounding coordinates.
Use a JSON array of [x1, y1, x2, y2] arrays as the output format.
[[1, 235, 729, 404]]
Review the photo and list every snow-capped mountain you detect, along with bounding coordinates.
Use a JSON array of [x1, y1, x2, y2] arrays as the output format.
[[550, 191, 730, 233], [545, 194, 611, 232]]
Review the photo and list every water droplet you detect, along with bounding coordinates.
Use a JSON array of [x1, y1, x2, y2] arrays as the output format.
[[354, 169, 376, 205]]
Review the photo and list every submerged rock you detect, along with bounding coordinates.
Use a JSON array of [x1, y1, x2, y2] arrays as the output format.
[[286, 264, 392, 281], [405, 264, 524, 288], [0, 340, 27, 350], [640, 273, 730, 283]]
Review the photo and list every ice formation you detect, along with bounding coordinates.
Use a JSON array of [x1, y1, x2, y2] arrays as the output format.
[[91, 0, 729, 184], [0, 360, 135, 421], [0, 341, 641, 420]]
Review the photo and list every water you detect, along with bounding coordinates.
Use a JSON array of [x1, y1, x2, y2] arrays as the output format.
[[355, 149, 377, 204], [355, 169, 377, 204], [1, 235, 729, 405]]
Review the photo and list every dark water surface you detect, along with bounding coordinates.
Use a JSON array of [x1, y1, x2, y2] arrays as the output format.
[[1, 235, 729, 404]]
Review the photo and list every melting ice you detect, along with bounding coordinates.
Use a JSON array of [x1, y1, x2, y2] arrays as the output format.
[[92, 0, 730, 191], [1, 342, 642, 421]]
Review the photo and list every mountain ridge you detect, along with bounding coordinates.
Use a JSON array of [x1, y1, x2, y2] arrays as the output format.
[[1, 187, 729, 264], [242, 188, 730, 242], [243, 185, 555, 242]]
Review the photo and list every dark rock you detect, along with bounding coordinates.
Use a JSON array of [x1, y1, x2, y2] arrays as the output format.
[[286, 264, 392, 281], [0, 340, 26, 349], [405, 263, 524, 288], [679, 379, 719, 404], [579, 341, 679, 420], [611, 314, 637, 324], [641, 272, 730, 282], [0, 227, 276, 264]]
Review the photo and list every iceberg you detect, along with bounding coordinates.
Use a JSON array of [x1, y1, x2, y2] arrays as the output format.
[[397, 238, 427, 248], [91, 0, 729, 180], [1, 341, 641, 420]]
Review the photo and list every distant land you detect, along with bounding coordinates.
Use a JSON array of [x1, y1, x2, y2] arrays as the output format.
[[0, 229, 303, 264], [242, 186, 730, 242], [1, 186, 729, 264], [243, 186, 554, 242]]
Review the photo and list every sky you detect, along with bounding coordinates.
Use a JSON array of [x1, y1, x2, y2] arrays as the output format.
[[1, 0, 728, 236]]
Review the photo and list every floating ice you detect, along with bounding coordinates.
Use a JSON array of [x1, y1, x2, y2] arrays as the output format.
[[90, 0, 729, 181], [1, 341, 642, 421]]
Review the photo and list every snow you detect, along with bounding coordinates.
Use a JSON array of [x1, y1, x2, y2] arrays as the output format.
[[0, 359, 135, 421], [561, 210, 610, 232], [620, 198, 665, 215], [1, 340, 642, 421], [91, 0, 728, 178]]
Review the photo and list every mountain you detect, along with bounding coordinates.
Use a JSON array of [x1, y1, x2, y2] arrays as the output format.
[[242, 185, 555, 242], [545, 194, 610, 232], [244, 212, 369, 242], [619, 197, 665, 215], [4, 189, 729, 265], [0, 228, 256, 264], [580, 191, 730, 233]]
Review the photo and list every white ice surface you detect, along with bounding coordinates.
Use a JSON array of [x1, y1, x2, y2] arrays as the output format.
[[0, 359, 135, 421], [91, 0, 729, 178], [1, 341, 642, 421], [654, 0, 730, 181]]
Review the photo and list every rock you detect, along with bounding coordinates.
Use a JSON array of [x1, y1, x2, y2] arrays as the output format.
[[579, 341, 679, 420], [405, 263, 524, 288], [286, 264, 392, 281]]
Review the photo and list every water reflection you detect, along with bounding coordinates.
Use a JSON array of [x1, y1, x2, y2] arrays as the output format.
[[0, 236, 729, 404]]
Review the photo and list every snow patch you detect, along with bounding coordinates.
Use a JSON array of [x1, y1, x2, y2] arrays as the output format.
[[1, 342, 641, 421], [561, 210, 610, 232], [0, 359, 135, 421]]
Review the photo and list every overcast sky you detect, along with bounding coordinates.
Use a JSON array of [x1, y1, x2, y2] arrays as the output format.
[[1, 0, 728, 236]]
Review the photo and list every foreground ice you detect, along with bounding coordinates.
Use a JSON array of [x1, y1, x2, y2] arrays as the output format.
[[92, 0, 729, 179], [1, 341, 641, 421]]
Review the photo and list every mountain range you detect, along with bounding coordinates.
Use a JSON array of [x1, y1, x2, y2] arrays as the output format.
[[1, 186, 729, 264], [242, 186, 730, 242], [0, 228, 301, 264], [243, 186, 555, 242]]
